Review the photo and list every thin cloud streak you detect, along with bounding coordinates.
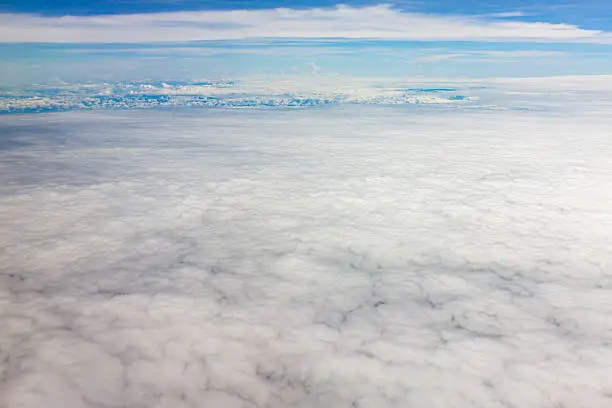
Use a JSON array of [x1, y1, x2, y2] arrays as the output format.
[[1, 5, 612, 43], [415, 50, 566, 63]]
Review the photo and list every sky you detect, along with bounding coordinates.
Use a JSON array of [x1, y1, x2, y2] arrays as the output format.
[[1, 0, 612, 84], [3, 3, 612, 407], [1, 0, 611, 28]]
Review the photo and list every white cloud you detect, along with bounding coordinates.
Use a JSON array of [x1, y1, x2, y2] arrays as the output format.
[[1, 5, 612, 43], [416, 50, 566, 63], [415, 53, 470, 63], [483, 11, 530, 18], [2, 79, 612, 407]]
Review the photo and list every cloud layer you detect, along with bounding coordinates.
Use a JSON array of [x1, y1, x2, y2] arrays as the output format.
[[2, 5, 612, 43], [2, 81, 612, 407]]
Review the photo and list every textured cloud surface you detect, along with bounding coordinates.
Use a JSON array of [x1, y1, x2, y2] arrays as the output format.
[[2, 5, 612, 43], [1, 85, 612, 407]]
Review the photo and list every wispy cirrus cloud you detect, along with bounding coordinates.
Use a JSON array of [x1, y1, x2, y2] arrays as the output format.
[[415, 53, 468, 63], [416, 50, 566, 63], [1, 4, 612, 44], [483, 11, 531, 18]]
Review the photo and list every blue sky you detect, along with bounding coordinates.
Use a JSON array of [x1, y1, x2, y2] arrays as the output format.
[[1, 0, 611, 28], [1, 1, 611, 84]]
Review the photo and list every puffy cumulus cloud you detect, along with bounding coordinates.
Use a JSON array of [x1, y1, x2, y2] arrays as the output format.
[[1, 5, 612, 43], [2, 84, 612, 408]]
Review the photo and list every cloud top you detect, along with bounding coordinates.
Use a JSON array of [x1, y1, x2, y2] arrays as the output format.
[[2, 90, 612, 406]]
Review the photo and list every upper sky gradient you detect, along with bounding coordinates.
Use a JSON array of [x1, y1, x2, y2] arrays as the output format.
[[1, 1, 611, 83], [1, 0, 611, 28]]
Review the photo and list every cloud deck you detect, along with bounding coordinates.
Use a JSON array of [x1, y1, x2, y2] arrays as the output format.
[[2, 94, 612, 407]]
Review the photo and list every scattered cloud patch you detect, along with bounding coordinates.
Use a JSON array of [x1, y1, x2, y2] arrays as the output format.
[[0, 78, 477, 113]]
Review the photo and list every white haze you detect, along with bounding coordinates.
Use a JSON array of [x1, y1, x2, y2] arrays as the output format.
[[1, 85, 612, 408]]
